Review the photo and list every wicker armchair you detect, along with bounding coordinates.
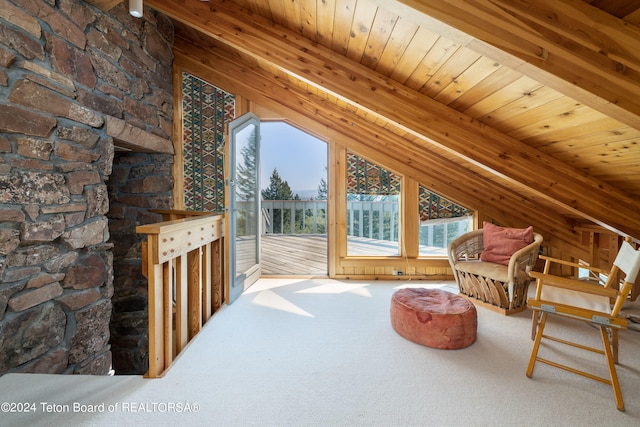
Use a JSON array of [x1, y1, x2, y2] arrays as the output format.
[[448, 229, 543, 315]]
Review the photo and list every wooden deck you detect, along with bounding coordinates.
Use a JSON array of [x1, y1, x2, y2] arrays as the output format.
[[261, 234, 328, 276], [260, 234, 449, 276]]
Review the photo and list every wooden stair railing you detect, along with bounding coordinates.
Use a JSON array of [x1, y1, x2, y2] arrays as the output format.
[[575, 225, 640, 302], [137, 211, 224, 378]]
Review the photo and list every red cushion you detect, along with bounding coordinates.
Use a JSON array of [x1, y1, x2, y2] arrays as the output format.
[[479, 221, 533, 265]]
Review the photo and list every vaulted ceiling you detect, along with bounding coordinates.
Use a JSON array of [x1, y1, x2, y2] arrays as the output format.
[[90, 0, 640, 256]]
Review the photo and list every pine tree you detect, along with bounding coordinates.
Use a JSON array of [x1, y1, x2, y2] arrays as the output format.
[[262, 168, 299, 233], [236, 127, 257, 201], [262, 168, 295, 200], [316, 178, 327, 200], [316, 166, 328, 200]]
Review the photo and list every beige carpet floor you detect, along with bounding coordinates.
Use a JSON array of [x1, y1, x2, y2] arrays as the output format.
[[1, 278, 640, 426]]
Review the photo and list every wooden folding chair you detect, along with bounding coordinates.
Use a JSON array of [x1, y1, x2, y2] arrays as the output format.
[[526, 239, 640, 411]]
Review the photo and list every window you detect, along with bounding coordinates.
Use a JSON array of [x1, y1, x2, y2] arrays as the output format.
[[418, 185, 472, 256], [346, 151, 400, 256]]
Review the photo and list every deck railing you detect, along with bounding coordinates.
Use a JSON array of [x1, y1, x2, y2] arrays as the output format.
[[261, 200, 327, 235], [346, 200, 399, 242], [261, 199, 470, 251], [262, 199, 401, 238], [137, 211, 224, 378]]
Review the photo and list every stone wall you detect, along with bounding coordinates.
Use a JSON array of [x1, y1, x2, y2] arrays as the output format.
[[0, 0, 173, 375]]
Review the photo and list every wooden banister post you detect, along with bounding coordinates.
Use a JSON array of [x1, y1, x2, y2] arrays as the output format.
[[146, 235, 164, 378], [162, 261, 173, 367], [176, 254, 188, 353], [203, 243, 212, 323], [213, 238, 222, 311], [187, 247, 202, 339]]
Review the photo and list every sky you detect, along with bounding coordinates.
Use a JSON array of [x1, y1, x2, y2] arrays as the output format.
[[260, 122, 327, 195]]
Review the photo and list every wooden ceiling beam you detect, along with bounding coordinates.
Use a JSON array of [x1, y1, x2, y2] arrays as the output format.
[[172, 38, 586, 256], [380, 0, 640, 131], [146, 0, 640, 238]]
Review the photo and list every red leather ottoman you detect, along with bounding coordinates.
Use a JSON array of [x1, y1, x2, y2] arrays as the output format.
[[390, 288, 477, 349]]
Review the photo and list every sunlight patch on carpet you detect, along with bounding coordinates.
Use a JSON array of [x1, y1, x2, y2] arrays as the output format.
[[244, 278, 307, 294], [295, 281, 373, 297], [251, 289, 314, 317]]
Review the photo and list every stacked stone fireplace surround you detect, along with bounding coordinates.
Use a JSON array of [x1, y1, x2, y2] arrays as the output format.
[[0, 1, 174, 375]]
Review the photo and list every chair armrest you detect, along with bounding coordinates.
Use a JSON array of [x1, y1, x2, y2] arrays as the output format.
[[448, 229, 483, 264], [537, 255, 610, 275], [507, 233, 543, 282], [528, 271, 618, 299]]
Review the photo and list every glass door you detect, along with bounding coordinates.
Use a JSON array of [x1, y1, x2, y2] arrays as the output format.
[[228, 113, 261, 303]]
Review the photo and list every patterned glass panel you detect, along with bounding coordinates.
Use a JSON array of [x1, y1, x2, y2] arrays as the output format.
[[418, 185, 472, 222], [347, 152, 400, 196], [182, 73, 235, 211]]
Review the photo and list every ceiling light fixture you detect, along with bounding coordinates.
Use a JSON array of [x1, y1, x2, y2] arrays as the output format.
[[129, 0, 143, 18]]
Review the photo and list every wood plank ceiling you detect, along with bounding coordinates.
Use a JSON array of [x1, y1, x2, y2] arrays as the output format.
[[92, 0, 640, 255]]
